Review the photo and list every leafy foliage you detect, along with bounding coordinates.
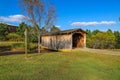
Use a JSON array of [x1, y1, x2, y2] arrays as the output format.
[[7, 33, 23, 41], [16, 22, 27, 37], [114, 31, 120, 48], [50, 25, 60, 32], [0, 23, 10, 41], [86, 29, 119, 49]]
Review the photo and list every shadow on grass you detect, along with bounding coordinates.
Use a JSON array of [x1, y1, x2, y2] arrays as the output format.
[[0, 46, 11, 52], [0, 51, 25, 56], [0, 48, 58, 56]]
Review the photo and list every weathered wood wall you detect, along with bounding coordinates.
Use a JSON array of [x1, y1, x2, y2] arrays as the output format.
[[41, 34, 72, 50], [41, 29, 86, 50]]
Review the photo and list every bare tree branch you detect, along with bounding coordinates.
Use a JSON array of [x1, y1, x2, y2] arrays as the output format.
[[19, 0, 56, 53]]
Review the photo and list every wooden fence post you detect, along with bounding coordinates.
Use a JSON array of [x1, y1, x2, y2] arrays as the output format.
[[25, 28, 28, 58]]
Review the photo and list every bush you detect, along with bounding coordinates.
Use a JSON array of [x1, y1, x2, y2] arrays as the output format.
[[0, 45, 11, 52], [28, 43, 38, 52], [87, 30, 116, 49], [7, 33, 23, 41], [0, 42, 37, 52], [0, 42, 24, 52]]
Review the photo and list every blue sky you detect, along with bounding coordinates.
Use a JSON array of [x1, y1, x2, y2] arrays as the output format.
[[0, 0, 120, 31]]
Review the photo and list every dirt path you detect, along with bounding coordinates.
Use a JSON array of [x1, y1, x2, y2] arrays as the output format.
[[75, 48, 120, 56]]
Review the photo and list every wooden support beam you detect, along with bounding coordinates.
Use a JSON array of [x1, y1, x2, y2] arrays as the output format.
[[84, 34, 86, 48], [71, 34, 73, 50]]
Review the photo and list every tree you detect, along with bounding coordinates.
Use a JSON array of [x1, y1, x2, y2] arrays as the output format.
[[40, 27, 48, 34], [114, 31, 120, 48], [117, 17, 120, 48], [50, 25, 60, 32], [86, 29, 92, 37], [0, 23, 10, 41], [17, 22, 37, 42], [19, 0, 56, 53], [17, 22, 28, 37], [7, 33, 22, 41], [92, 29, 100, 35], [86, 29, 92, 47], [86, 29, 116, 49], [89, 31, 115, 49]]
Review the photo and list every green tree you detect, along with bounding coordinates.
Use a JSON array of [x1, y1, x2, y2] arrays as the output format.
[[0, 23, 10, 41], [114, 31, 120, 48], [92, 29, 100, 35], [105, 30, 116, 48], [40, 27, 48, 34], [50, 25, 60, 32], [91, 31, 115, 49], [86, 29, 92, 37], [86, 29, 116, 49], [17, 22, 28, 37], [17, 22, 37, 42], [107, 29, 112, 33], [7, 33, 22, 41], [86, 29, 92, 48]]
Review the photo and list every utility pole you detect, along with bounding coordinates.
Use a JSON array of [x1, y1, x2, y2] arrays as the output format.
[[25, 28, 28, 58]]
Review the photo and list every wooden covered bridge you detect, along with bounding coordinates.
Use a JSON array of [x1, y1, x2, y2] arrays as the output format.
[[41, 28, 86, 50]]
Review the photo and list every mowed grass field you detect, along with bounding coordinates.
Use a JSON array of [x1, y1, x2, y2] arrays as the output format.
[[0, 50, 120, 80]]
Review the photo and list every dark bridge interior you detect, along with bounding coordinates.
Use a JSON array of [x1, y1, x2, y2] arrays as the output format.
[[72, 33, 83, 48]]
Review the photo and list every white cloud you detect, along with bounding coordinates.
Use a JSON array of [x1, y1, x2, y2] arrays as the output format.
[[56, 25, 61, 28], [0, 14, 28, 23], [71, 21, 116, 26]]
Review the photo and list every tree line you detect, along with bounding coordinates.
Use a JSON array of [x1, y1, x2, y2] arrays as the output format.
[[86, 29, 120, 49], [0, 22, 120, 49], [0, 22, 60, 42]]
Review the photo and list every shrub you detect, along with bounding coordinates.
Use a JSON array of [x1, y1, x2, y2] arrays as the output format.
[[7, 33, 23, 41]]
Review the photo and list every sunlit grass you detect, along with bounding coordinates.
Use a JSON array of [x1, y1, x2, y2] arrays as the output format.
[[0, 50, 120, 80], [108, 49, 120, 52], [0, 41, 24, 44], [0, 41, 24, 47], [0, 42, 38, 52]]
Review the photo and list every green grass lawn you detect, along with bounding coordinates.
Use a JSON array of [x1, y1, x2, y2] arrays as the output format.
[[0, 51, 120, 80], [0, 41, 37, 52]]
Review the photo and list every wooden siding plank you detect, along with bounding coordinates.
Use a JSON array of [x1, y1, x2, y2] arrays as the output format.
[[41, 29, 86, 50], [41, 34, 72, 50]]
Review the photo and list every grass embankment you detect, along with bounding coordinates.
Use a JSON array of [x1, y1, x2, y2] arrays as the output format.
[[0, 42, 24, 52], [0, 41, 37, 52], [0, 51, 120, 80]]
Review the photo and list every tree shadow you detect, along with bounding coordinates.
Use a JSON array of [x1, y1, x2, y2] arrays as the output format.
[[0, 46, 11, 52], [0, 51, 25, 56], [42, 36, 72, 50], [0, 48, 57, 56]]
